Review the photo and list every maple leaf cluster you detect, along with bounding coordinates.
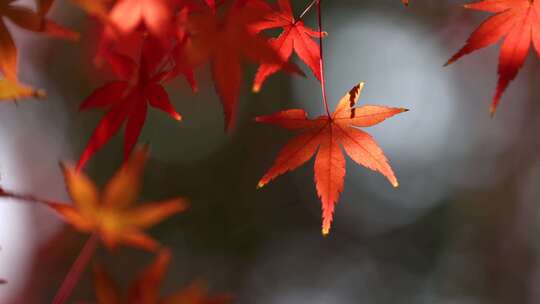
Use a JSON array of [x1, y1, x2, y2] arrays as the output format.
[[72, 0, 321, 170], [0, 0, 409, 252], [61, 0, 408, 237], [0, 146, 228, 303], [0, 0, 416, 301]]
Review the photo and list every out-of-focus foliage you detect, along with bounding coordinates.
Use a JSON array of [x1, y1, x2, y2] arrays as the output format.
[[92, 250, 232, 304], [47, 146, 187, 251]]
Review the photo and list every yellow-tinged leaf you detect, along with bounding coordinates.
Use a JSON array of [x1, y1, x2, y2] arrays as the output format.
[[45, 146, 186, 252], [333, 82, 364, 117], [46, 202, 95, 232], [124, 198, 188, 228], [116, 230, 160, 251], [102, 145, 148, 209], [0, 78, 45, 100], [62, 163, 100, 216]]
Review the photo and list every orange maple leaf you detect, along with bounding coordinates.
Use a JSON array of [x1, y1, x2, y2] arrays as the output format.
[[47, 146, 187, 251], [93, 250, 233, 304], [403, 0, 409, 5], [183, 1, 302, 130], [257, 82, 407, 235], [0, 78, 45, 101], [0, 0, 78, 81], [446, 0, 540, 115]]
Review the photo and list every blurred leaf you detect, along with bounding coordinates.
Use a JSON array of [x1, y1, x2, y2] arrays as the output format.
[[92, 250, 232, 304], [47, 146, 188, 251], [0, 0, 78, 81], [0, 78, 45, 101]]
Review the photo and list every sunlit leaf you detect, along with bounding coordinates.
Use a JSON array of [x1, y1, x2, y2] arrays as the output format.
[[257, 82, 407, 235], [446, 0, 540, 115]]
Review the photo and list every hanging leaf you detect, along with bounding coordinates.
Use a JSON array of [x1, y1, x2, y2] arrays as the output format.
[[257, 82, 407, 235], [249, 0, 325, 92], [78, 36, 184, 169], [446, 0, 540, 115]]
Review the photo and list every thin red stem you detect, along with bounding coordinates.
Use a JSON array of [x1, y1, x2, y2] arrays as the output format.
[[316, 0, 330, 117], [0, 188, 98, 302], [0, 189, 41, 204], [0, 188, 64, 206], [52, 233, 99, 304]]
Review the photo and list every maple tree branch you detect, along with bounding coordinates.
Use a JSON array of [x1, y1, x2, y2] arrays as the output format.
[[52, 233, 99, 304], [316, 0, 330, 116]]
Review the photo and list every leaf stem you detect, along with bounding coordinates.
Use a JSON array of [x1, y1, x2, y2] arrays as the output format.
[[298, 0, 318, 20], [0, 188, 99, 303], [0, 188, 60, 206], [316, 0, 330, 117], [52, 233, 99, 304]]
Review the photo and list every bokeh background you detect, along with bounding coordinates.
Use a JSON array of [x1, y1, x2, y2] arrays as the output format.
[[2, 0, 540, 303]]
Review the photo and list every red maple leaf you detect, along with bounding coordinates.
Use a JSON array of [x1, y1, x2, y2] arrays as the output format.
[[92, 250, 232, 303], [78, 36, 182, 169], [446, 0, 540, 114], [249, 0, 325, 92], [257, 82, 407, 235], [183, 0, 302, 130]]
